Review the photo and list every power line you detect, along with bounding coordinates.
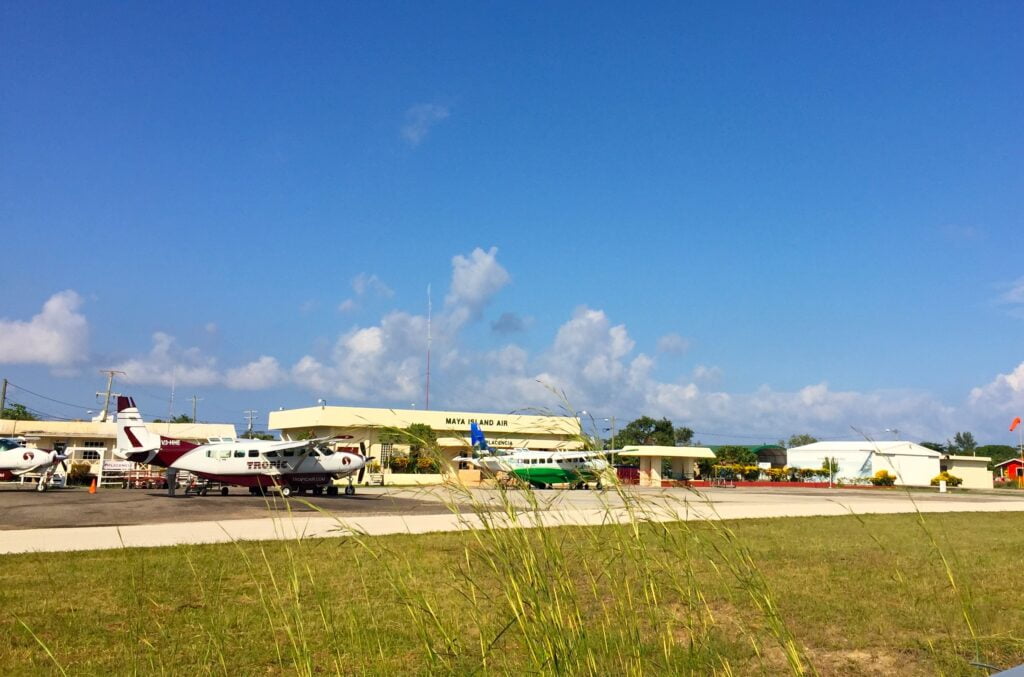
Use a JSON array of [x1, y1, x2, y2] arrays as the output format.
[[6, 382, 92, 410], [6, 400, 74, 421]]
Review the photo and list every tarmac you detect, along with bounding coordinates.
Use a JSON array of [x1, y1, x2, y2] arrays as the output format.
[[2, 483, 1024, 555]]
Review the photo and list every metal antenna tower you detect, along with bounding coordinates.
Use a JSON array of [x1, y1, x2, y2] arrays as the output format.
[[425, 283, 432, 410]]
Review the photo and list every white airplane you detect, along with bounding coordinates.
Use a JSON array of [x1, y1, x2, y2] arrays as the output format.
[[0, 437, 68, 491], [455, 422, 612, 489], [114, 396, 371, 497]]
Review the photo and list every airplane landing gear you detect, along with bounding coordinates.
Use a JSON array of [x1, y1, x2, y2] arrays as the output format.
[[326, 486, 339, 496], [220, 486, 229, 496], [281, 486, 293, 498], [344, 481, 355, 496]]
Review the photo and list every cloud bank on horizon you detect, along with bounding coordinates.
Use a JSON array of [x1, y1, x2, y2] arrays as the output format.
[[3, 247, 1023, 442]]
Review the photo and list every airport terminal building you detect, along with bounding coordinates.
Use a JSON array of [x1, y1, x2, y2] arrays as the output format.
[[268, 405, 584, 471]]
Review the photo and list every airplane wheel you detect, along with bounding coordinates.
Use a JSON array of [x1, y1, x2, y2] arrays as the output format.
[[200, 487, 208, 496], [326, 486, 339, 496], [249, 486, 260, 495], [312, 487, 324, 496], [596, 482, 603, 490], [281, 486, 292, 498], [220, 486, 229, 496], [344, 485, 355, 496], [37, 482, 47, 492]]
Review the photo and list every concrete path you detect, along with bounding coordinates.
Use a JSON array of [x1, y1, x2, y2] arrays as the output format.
[[3, 486, 1024, 555]]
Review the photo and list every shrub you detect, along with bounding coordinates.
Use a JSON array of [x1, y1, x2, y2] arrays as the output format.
[[930, 472, 963, 487], [797, 468, 818, 481], [416, 456, 439, 473], [869, 470, 896, 486], [67, 462, 92, 485], [741, 465, 761, 481], [389, 456, 409, 473], [766, 468, 787, 482]]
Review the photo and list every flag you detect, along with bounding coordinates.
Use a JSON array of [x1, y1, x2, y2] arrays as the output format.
[[470, 422, 488, 451], [1012, 417, 1022, 432]]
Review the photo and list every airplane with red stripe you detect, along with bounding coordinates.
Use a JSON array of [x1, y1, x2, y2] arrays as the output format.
[[114, 396, 371, 497], [0, 437, 68, 491]]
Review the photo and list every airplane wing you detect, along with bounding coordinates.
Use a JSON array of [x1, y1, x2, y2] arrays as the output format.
[[264, 436, 335, 453]]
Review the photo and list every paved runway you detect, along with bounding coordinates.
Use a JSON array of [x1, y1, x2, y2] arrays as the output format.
[[2, 484, 1023, 555]]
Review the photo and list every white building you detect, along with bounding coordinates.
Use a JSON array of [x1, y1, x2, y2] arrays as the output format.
[[787, 441, 941, 486]]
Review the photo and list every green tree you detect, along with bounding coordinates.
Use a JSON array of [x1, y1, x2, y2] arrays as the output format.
[[380, 423, 438, 473], [154, 414, 195, 424], [976, 445, 1020, 470], [241, 431, 276, 440], [674, 426, 694, 446], [786, 434, 818, 448], [919, 441, 947, 453], [1, 404, 39, 420], [617, 416, 676, 446], [714, 445, 758, 465], [822, 457, 840, 483], [948, 431, 977, 455]]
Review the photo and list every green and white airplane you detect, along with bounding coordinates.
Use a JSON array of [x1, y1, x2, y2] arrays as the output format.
[[455, 423, 611, 489]]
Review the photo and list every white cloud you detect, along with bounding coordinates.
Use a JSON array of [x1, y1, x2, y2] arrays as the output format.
[[352, 273, 394, 298], [491, 312, 528, 335], [114, 332, 220, 387], [999, 277, 1024, 305], [0, 288, 88, 364], [446, 246, 511, 329], [692, 364, 722, 384], [401, 103, 450, 146], [968, 361, 1024, 416], [656, 333, 690, 355], [225, 356, 285, 390], [338, 299, 358, 313], [0, 290, 88, 366]]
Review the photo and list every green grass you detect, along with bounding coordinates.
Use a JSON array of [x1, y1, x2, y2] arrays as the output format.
[[2, 507, 1023, 675]]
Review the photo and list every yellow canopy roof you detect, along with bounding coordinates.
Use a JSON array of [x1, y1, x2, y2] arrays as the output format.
[[617, 445, 717, 459]]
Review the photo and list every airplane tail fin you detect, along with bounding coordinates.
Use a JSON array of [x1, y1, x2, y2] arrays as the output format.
[[115, 396, 159, 462], [470, 422, 490, 455]]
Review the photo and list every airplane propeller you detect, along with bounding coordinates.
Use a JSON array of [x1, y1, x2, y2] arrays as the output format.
[[357, 441, 367, 484]]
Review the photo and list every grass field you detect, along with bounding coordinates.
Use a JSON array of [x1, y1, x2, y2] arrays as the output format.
[[1, 499, 1023, 675]]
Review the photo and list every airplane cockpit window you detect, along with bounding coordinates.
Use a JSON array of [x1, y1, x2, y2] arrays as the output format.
[[215, 449, 231, 460], [265, 451, 278, 458], [283, 449, 295, 457], [309, 449, 320, 457], [0, 439, 20, 451], [319, 447, 333, 455], [248, 450, 258, 457], [234, 450, 245, 458]]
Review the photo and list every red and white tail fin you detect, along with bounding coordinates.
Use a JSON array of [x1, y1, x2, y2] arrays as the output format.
[[115, 397, 157, 452], [115, 395, 200, 467], [115, 396, 160, 463]]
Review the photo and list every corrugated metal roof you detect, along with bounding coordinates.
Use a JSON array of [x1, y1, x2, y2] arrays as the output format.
[[787, 441, 940, 457]]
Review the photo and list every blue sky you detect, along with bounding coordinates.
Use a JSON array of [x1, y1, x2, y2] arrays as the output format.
[[1, 2, 1022, 443]]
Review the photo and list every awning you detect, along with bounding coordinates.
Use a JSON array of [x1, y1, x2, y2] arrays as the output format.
[[617, 445, 716, 460]]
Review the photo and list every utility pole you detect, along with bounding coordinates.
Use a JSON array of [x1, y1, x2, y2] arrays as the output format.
[[243, 410, 258, 438], [0, 378, 7, 416], [425, 284, 432, 410], [190, 395, 202, 423], [95, 370, 125, 422]]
